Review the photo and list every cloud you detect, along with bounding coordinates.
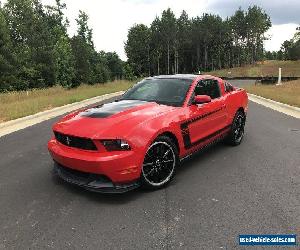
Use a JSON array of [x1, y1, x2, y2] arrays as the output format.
[[207, 0, 300, 25], [265, 23, 299, 51]]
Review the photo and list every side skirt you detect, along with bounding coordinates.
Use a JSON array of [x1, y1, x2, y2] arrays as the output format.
[[180, 125, 231, 162]]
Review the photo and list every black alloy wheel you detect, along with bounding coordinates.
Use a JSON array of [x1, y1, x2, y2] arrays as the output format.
[[226, 110, 246, 146], [141, 136, 178, 189]]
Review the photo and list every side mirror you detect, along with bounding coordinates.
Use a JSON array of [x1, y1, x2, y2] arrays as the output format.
[[193, 95, 211, 104]]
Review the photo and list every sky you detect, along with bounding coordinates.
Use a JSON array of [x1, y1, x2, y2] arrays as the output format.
[[41, 0, 299, 60]]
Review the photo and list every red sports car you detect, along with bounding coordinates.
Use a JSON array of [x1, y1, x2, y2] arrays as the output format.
[[48, 75, 248, 193]]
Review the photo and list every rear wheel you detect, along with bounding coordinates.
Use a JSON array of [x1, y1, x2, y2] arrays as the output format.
[[226, 110, 246, 146], [141, 136, 178, 190]]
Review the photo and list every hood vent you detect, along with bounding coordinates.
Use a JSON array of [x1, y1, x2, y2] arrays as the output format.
[[80, 100, 147, 118]]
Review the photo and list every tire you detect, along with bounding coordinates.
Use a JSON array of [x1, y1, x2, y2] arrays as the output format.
[[225, 110, 246, 146], [141, 136, 179, 190]]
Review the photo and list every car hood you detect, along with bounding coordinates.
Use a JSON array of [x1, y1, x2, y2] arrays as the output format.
[[53, 100, 176, 138]]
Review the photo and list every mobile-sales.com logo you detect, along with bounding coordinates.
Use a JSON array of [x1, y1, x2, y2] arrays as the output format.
[[239, 235, 297, 246]]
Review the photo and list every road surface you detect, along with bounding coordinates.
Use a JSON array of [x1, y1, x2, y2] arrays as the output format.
[[0, 80, 299, 249]]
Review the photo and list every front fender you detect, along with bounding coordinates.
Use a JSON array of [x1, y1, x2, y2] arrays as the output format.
[[125, 116, 184, 158]]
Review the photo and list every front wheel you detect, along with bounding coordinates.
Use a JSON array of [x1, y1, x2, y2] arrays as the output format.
[[141, 136, 178, 190], [225, 110, 246, 146]]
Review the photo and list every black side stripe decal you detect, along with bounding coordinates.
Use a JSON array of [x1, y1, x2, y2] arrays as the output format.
[[180, 107, 229, 150], [189, 125, 231, 149], [182, 107, 223, 126]]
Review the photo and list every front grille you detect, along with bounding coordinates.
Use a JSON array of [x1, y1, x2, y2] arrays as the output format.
[[54, 131, 97, 151]]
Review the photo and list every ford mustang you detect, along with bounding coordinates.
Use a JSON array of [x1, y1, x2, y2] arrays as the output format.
[[48, 74, 248, 193]]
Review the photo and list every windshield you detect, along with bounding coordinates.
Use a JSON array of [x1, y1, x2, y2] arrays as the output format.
[[121, 78, 193, 107]]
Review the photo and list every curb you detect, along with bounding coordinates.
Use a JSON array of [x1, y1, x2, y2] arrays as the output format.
[[248, 94, 300, 119], [0, 91, 124, 137]]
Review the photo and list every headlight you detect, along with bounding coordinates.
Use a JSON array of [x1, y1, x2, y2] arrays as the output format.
[[101, 139, 131, 151]]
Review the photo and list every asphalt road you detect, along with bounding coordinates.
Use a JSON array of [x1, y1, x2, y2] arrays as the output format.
[[0, 80, 299, 249]]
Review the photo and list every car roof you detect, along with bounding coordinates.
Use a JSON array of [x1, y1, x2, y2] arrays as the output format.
[[145, 74, 220, 81], [146, 74, 198, 80]]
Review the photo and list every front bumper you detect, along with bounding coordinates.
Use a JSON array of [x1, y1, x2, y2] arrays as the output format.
[[48, 138, 143, 184], [54, 163, 140, 193]]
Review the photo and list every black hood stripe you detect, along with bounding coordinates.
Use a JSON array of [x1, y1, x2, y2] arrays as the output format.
[[80, 100, 148, 118]]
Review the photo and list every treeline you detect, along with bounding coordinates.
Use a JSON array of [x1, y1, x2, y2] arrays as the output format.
[[0, 1, 275, 92], [0, 0, 126, 92], [125, 6, 271, 76], [265, 27, 300, 60]]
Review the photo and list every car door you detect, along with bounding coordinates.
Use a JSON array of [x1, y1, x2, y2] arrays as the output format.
[[182, 79, 227, 149]]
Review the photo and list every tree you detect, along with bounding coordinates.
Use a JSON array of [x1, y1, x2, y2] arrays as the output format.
[[0, 0, 126, 92], [288, 27, 300, 60], [125, 24, 150, 76], [4, 0, 42, 89], [104, 52, 123, 80], [44, 0, 75, 88], [0, 5, 18, 91], [281, 40, 293, 60], [176, 10, 192, 73], [89, 51, 110, 84], [202, 14, 223, 70], [274, 26, 300, 60], [160, 8, 177, 74], [230, 8, 247, 66], [220, 18, 234, 68], [1, 2, 275, 92], [76, 10, 93, 47], [125, 6, 272, 77], [72, 10, 94, 84], [245, 5, 271, 64], [3, 0, 71, 88], [123, 63, 135, 80], [150, 17, 163, 75], [54, 34, 75, 88]]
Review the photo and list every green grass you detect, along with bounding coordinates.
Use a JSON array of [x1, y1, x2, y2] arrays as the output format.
[[206, 60, 300, 77], [244, 80, 300, 107], [0, 80, 134, 122], [2, 60, 299, 122], [205, 60, 300, 106]]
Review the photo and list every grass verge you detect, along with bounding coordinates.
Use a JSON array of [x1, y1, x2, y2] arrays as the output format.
[[244, 80, 300, 108], [206, 60, 300, 77], [0, 80, 134, 122]]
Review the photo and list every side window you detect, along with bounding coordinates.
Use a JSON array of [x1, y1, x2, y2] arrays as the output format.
[[224, 81, 234, 92], [194, 79, 221, 99]]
